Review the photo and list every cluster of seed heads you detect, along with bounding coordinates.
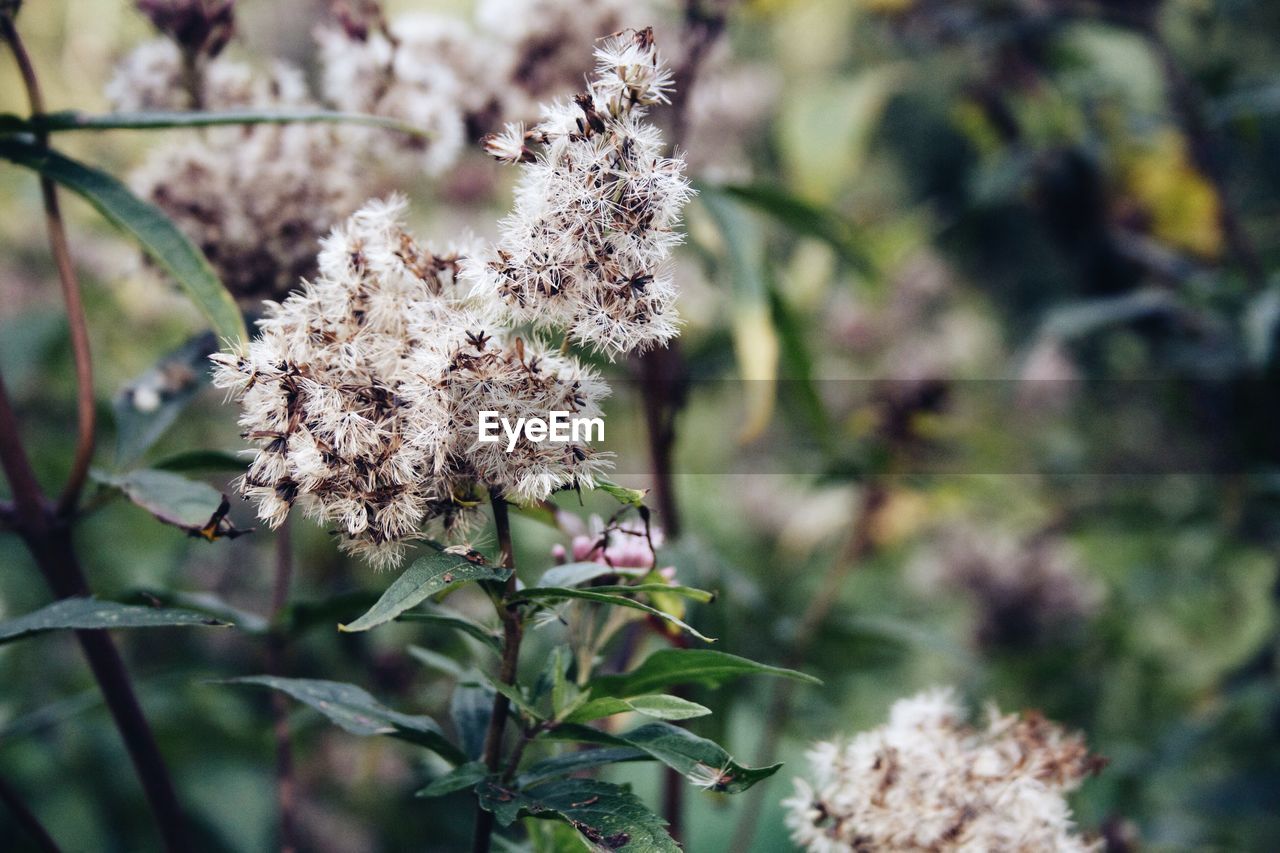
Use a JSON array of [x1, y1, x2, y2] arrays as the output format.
[[785, 688, 1105, 853], [464, 28, 693, 357]]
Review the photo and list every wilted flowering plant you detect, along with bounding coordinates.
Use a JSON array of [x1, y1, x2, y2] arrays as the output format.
[[203, 27, 806, 853]]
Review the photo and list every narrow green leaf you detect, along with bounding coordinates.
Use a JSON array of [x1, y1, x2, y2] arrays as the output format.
[[577, 584, 715, 604], [515, 587, 714, 642], [536, 561, 636, 589], [550, 722, 781, 794], [590, 649, 820, 698], [595, 480, 647, 506], [714, 182, 875, 275], [124, 589, 269, 634], [415, 761, 489, 799], [0, 136, 246, 342], [451, 679, 495, 761], [225, 675, 465, 764], [700, 190, 778, 444], [477, 778, 678, 852], [516, 747, 651, 787], [563, 694, 711, 725], [409, 645, 467, 679], [532, 645, 572, 714], [0, 598, 228, 645], [152, 449, 246, 473], [13, 108, 431, 138], [94, 468, 249, 540], [473, 673, 542, 721], [339, 550, 510, 633], [398, 605, 501, 654]]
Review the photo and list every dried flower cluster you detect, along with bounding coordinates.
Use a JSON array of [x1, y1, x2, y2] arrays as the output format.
[[911, 526, 1103, 649], [784, 688, 1104, 852], [315, 0, 652, 177], [315, 11, 478, 176], [213, 197, 610, 568], [464, 29, 693, 356], [109, 41, 365, 303]]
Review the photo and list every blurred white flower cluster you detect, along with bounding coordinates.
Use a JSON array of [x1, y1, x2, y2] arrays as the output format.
[[463, 29, 693, 356], [108, 40, 365, 303], [211, 197, 611, 569], [316, 0, 653, 176], [784, 687, 1103, 852]]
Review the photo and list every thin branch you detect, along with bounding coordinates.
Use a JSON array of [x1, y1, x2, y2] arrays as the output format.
[[267, 521, 298, 853], [729, 482, 887, 853], [473, 494, 523, 853], [1, 15, 96, 515], [0, 773, 63, 853], [0, 370, 189, 852]]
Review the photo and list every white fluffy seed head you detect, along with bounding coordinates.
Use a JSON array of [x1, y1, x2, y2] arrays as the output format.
[[783, 688, 1104, 853], [466, 29, 692, 358], [214, 197, 611, 567]]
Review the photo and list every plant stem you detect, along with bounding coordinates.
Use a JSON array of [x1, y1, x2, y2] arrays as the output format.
[[0, 371, 189, 852], [1, 14, 96, 516], [267, 521, 297, 853], [729, 482, 886, 853], [0, 773, 63, 853], [473, 495, 523, 853]]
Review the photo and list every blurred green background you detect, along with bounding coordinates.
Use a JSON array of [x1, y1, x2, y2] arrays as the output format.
[[5, 0, 1280, 850]]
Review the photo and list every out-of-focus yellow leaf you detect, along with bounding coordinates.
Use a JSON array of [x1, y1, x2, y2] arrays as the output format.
[[777, 66, 904, 203], [1123, 130, 1223, 259], [733, 302, 779, 445], [869, 489, 929, 547]]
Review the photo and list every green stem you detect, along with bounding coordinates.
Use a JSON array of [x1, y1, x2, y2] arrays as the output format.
[[472, 495, 523, 853]]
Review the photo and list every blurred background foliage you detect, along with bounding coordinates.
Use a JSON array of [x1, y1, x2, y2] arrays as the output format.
[[4, 0, 1280, 850]]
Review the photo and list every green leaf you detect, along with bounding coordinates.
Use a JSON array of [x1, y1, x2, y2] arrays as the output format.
[[0, 598, 228, 645], [6, 108, 431, 138], [590, 649, 820, 698], [415, 761, 489, 799], [515, 587, 714, 642], [112, 332, 214, 468], [477, 778, 678, 852], [339, 550, 510, 633], [409, 644, 466, 679], [536, 562, 635, 589], [94, 468, 249, 540], [225, 675, 465, 764], [516, 748, 651, 786], [123, 589, 269, 635], [595, 480, 647, 506], [152, 449, 246, 474], [451, 679, 495, 761], [577, 584, 715, 604], [767, 276, 834, 452], [473, 672, 542, 721], [398, 604, 501, 654], [0, 136, 246, 343], [699, 190, 778, 444], [715, 183, 875, 275], [550, 722, 780, 794], [563, 694, 711, 725], [532, 645, 573, 714]]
